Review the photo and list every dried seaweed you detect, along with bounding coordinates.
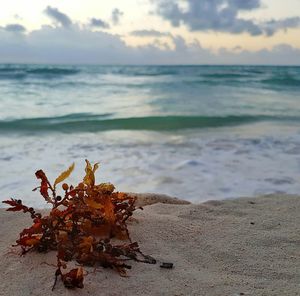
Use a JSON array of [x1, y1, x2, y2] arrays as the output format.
[[2, 160, 156, 290]]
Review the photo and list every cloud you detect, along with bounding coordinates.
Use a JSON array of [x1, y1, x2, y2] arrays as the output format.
[[217, 44, 300, 65], [154, 0, 300, 36], [90, 18, 110, 29], [0, 13, 299, 65], [111, 8, 124, 25], [230, 0, 261, 10], [44, 6, 72, 28], [3, 24, 26, 33], [131, 29, 170, 37], [262, 17, 300, 36]]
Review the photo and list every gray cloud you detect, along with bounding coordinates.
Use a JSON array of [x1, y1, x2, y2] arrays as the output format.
[[90, 18, 110, 29], [0, 22, 299, 65], [111, 8, 124, 25], [4, 24, 26, 33], [230, 0, 261, 10], [154, 0, 300, 36], [154, 0, 262, 34], [262, 17, 300, 36], [44, 6, 72, 28], [131, 29, 170, 37]]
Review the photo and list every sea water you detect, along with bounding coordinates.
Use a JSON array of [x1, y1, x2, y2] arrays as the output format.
[[0, 64, 300, 207]]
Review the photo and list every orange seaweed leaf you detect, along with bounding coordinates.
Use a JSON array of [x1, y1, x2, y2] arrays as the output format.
[[35, 170, 53, 203], [17, 236, 41, 247], [83, 159, 96, 187], [62, 268, 84, 289], [3, 199, 27, 212], [83, 196, 104, 209], [54, 163, 75, 188]]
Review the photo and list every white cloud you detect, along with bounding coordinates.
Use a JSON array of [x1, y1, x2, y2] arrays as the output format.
[[0, 24, 299, 64], [0, 6, 299, 65]]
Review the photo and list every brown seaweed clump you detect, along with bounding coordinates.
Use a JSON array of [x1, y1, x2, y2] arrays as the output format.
[[3, 160, 156, 290]]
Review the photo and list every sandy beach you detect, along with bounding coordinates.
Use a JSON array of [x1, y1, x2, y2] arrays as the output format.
[[0, 193, 299, 296]]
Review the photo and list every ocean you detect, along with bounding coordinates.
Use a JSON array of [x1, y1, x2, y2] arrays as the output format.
[[1, 64, 300, 207]]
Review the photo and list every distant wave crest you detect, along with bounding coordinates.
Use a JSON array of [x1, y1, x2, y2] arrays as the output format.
[[261, 76, 300, 87], [0, 65, 300, 90], [0, 65, 79, 79]]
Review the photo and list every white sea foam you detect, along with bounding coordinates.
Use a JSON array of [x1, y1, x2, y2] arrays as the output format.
[[1, 122, 300, 208]]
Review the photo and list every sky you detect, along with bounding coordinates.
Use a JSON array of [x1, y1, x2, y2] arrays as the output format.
[[0, 0, 300, 64]]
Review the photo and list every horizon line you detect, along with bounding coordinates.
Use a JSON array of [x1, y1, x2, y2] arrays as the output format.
[[1, 62, 300, 67]]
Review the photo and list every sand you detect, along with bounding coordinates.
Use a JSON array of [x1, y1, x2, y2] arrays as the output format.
[[0, 193, 300, 296]]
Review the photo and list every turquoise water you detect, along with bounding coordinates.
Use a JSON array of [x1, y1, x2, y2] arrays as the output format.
[[1, 64, 300, 125], [1, 65, 300, 207]]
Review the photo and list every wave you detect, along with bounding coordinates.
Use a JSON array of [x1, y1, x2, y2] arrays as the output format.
[[0, 65, 80, 79], [200, 73, 249, 79], [26, 68, 79, 76], [0, 73, 27, 80], [0, 64, 300, 84], [0, 114, 298, 133], [261, 76, 300, 87], [101, 67, 180, 77]]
